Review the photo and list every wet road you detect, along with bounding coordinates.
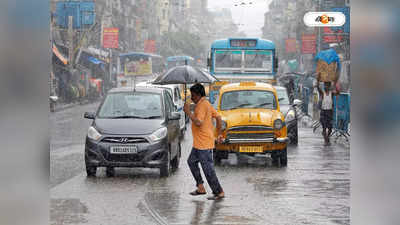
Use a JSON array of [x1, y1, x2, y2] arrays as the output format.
[[50, 103, 350, 225]]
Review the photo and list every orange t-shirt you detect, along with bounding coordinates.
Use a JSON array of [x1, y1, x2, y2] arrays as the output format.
[[192, 97, 219, 150]]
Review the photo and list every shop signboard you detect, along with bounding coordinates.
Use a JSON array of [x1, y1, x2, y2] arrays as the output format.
[[103, 27, 119, 49], [301, 34, 316, 54], [285, 39, 297, 53]]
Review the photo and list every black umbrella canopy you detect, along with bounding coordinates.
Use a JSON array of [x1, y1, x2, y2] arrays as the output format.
[[152, 65, 218, 85]]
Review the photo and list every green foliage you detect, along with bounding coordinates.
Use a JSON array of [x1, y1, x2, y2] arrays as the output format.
[[159, 31, 205, 60]]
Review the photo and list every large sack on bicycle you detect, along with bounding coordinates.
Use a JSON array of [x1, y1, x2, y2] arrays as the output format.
[[315, 49, 340, 82]]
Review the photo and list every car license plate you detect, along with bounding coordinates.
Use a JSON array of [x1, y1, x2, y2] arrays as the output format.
[[110, 146, 138, 154], [239, 146, 263, 153]]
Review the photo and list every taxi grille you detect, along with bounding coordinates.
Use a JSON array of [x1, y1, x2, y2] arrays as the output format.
[[228, 126, 273, 132], [227, 132, 274, 140]]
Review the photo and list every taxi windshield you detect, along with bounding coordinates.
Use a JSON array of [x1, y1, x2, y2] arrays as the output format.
[[220, 90, 277, 110], [276, 89, 290, 105]]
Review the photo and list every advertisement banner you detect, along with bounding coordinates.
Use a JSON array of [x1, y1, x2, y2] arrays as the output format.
[[103, 27, 119, 49], [323, 35, 344, 43], [301, 34, 316, 54], [285, 39, 297, 53], [144, 40, 156, 53], [124, 59, 152, 76], [323, 27, 344, 43]]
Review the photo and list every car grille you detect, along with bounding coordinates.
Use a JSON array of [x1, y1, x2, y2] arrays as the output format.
[[107, 154, 142, 162], [227, 132, 274, 140], [102, 137, 148, 144], [228, 126, 273, 132]]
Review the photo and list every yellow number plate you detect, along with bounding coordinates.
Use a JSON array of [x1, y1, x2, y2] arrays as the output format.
[[239, 146, 263, 153]]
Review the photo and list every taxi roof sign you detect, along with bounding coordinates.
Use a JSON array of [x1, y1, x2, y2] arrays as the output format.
[[239, 81, 256, 86]]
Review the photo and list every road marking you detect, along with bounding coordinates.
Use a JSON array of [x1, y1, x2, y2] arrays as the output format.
[[141, 194, 169, 225]]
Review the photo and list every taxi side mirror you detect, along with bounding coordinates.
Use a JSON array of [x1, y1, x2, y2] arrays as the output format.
[[293, 99, 302, 106]]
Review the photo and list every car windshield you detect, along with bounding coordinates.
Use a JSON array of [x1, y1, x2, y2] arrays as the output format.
[[276, 89, 290, 105], [98, 92, 163, 118], [220, 90, 277, 110]]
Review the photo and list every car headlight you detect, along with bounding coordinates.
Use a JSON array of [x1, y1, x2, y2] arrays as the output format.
[[285, 110, 296, 122], [274, 119, 284, 130], [149, 127, 168, 143], [88, 126, 102, 141]]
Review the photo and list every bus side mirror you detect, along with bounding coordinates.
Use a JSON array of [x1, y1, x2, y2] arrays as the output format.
[[207, 57, 211, 68], [274, 56, 278, 73]]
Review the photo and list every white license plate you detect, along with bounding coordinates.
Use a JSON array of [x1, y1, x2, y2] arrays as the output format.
[[110, 146, 138, 154]]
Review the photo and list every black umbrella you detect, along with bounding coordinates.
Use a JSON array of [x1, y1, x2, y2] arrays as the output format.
[[152, 65, 218, 85], [152, 65, 218, 112]]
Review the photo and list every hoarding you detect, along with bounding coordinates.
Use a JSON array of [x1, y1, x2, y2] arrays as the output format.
[[285, 39, 297, 53], [124, 59, 152, 76], [103, 28, 119, 49], [301, 34, 316, 54], [144, 40, 156, 53]]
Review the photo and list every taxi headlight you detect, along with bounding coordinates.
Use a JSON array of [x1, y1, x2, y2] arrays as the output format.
[[285, 110, 295, 122], [149, 127, 168, 143], [88, 126, 102, 141], [274, 119, 284, 130]]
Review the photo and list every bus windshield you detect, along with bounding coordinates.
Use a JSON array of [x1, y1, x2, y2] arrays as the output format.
[[214, 50, 273, 73]]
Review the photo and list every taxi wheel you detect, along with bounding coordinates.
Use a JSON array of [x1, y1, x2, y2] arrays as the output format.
[[160, 150, 172, 177], [292, 125, 298, 145], [213, 150, 222, 164], [280, 148, 288, 167], [271, 152, 279, 165]]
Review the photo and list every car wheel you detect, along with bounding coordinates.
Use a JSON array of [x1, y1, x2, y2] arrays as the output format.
[[160, 150, 171, 177], [280, 148, 288, 167], [180, 129, 185, 140], [213, 150, 222, 165], [106, 167, 115, 177], [171, 143, 181, 171], [86, 163, 97, 177]]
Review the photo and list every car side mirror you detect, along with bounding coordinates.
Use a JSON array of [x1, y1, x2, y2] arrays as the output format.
[[293, 99, 302, 106], [84, 112, 96, 119], [169, 112, 181, 120]]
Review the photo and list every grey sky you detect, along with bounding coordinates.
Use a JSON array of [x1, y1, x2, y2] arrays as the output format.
[[207, 0, 272, 37]]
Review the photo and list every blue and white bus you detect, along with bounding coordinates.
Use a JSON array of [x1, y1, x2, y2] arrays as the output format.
[[166, 55, 194, 69], [208, 38, 278, 83], [207, 38, 279, 104]]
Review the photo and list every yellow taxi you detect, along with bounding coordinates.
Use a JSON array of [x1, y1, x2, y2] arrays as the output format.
[[214, 82, 289, 166]]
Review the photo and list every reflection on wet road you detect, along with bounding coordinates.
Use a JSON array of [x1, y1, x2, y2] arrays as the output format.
[[51, 108, 349, 225]]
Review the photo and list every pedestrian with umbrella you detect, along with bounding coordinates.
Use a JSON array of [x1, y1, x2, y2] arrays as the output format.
[[153, 65, 225, 200]]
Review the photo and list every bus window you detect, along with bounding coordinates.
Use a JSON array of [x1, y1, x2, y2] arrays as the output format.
[[215, 50, 241, 70], [244, 50, 272, 71]]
